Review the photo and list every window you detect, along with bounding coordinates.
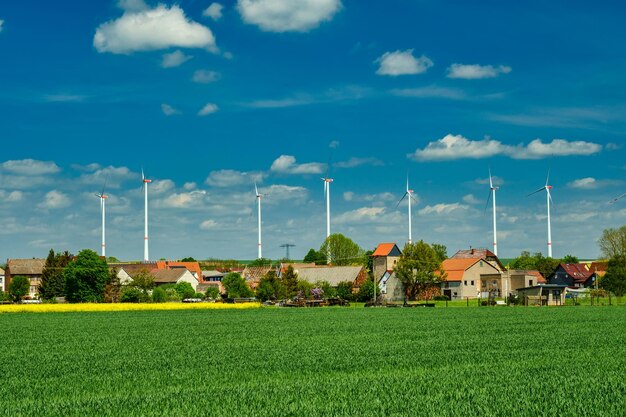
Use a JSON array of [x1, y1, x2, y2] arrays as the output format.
[[529, 280, 532, 286], [480, 261, 483, 267], [464, 280, 467, 286], [471, 281, 474, 286]]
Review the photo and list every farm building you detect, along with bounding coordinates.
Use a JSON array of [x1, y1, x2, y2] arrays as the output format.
[[378, 271, 405, 302], [0, 267, 4, 292], [517, 284, 568, 306], [295, 265, 369, 289], [548, 264, 596, 288], [279, 263, 316, 276], [242, 265, 274, 290], [201, 270, 226, 293], [450, 248, 505, 272], [117, 266, 198, 291], [589, 261, 608, 278], [438, 257, 501, 300], [4, 258, 46, 298], [372, 243, 402, 281]]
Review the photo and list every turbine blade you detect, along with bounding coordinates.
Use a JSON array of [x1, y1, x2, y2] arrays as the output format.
[[395, 192, 408, 208], [254, 182, 259, 197], [547, 187, 553, 206], [527, 187, 545, 197], [609, 193, 626, 204], [406, 175, 409, 193], [485, 189, 492, 213], [488, 168, 493, 189], [545, 168, 551, 187]]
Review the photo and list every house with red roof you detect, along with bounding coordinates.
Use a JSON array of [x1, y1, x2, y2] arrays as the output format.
[[548, 263, 597, 288], [372, 243, 402, 281], [438, 257, 502, 300]]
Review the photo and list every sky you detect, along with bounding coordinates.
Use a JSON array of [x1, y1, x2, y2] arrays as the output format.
[[1, 0, 625, 262]]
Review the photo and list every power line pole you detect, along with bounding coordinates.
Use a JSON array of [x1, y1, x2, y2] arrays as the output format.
[[280, 243, 296, 260]]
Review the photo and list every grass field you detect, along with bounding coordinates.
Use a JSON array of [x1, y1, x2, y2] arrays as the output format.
[[1, 307, 624, 416]]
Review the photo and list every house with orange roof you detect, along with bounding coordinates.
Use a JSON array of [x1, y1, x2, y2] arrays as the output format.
[[372, 243, 402, 280], [439, 257, 501, 300]]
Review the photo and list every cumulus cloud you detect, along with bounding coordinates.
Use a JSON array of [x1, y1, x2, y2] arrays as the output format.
[[38, 190, 71, 209], [205, 169, 263, 187], [335, 206, 385, 224], [192, 69, 221, 83], [1, 159, 60, 175], [200, 219, 218, 230], [462, 194, 482, 205], [158, 191, 207, 208], [391, 86, 466, 100], [161, 50, 193, 68], [376, 50, 433, 76], [203, 3, 224, 20], [567, 177, 622, 190], [409, 134, 603, 161], [237, 0, 341, 32], [419, 203, 468, 215], [334, 157, 383, 169], [270, 155, 326, 175], [150, 179, 175, 195], [79, 165, 136, 188], [198, 103, 219, 116], [342, 191, 396, 203], [447, 64, 511, 79], [0, 190, 24, 203], [161, 103, 181, 116], [94, 5, 216, 54]]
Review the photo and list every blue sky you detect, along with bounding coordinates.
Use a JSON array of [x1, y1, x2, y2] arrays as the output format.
[[0, 0, 625, 261]]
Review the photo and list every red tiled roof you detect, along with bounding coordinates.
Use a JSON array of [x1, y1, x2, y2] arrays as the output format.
[[589, 261, 608, 273], [373, 243, 398, 257], [451, 249, 504, 270], [527, 270, 546, 284], [438, 258, 483, 282], [560, 263, 594, 283]]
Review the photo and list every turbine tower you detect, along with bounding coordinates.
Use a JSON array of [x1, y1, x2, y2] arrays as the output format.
[[528, 170, 554, 258], [322, 177, 333, 238], [95, 182, 108, 257], [486, 169, 499, 256], [142, 169, 152, 262], [396, 176, 417, 244], [255, 183, 264, 259]]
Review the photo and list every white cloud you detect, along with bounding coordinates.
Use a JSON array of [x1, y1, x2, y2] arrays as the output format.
[[161, 103, 181, 116], [475, 176, 504, 186], [261, 184, 308, 203], [205, 170, 263, 187], [335, 206, 385, 224], [203, 3, 224, 20], [376, 50, 433, 76], [334, 157, 383, 168], [38, 190, 71, 209], [184, 182, 197, 190], [79, 165, 135, 188], [342, 191, 396, 203], [198, 103, 219, 116], [94, 5, 216, 54], [44, 94, 86, 102], [329, 140, 340, 149], [200, 219, 218, 230], [0, 190, 24, 203], [270, 155, 325, 175], [419, 203, 468, 215], [0, 19, 4, 33], [237, 0, 341, 32], [150, 179, 175, 195], [462, 194, 482, 205], [447, 64, 511, 79], [158, 191, 207, 208], [409, 134, 603, 161], [567, 177, 622, 190], [161, 50, 193, 68], [391, 86, 466, 100], [1, 159, 60, 175], [192, 69, 221, 83]]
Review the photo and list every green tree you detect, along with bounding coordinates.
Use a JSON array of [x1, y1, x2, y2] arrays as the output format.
[[104, 270, 122, 303], [280, 265, 299, 297], [204, 286, 221, 300], [336, 281, 354, 301], [319, 233, 363, 266], [395, 241, 443, 300], [250, 258, 272, 267], [562, 254, 580, 264], [296, 280, 314, 298], [598, 226, 626, 259], [356, 279, 377, 302], [39, 249, 73, 300], [130, 270, 155, 293], [152, 287, 167, 303], [510, 251, 536, 270], [105, 256, 120, 263], [431, 243, 448, 263], [534, 254, 560, 280], [63, 249, 109, 303], [601, 255, 626, 296], [180, 257, 197, 262], [363, 250, 374, 274], [256, 270, 285, 301], [316, 280, 336, 298], [9, 275, 31, 302], [222, 273, 254, 298], [303, 249, 326, 265], [120, 287, 147, 303], [174, 282, 196, 299]]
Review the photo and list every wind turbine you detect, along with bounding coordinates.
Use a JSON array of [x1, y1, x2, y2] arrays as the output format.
[[396, 176, 417, 244], [142, 168, 152, 262], [609, 193, 626, 204], [95, 181, 108, 257], [485, 169, 499, 256], [528, 170, 554, 258], [321, 176, 333, 239], [255, 183, 265, 259]]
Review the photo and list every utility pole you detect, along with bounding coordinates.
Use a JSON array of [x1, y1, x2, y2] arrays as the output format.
[[280, 243, 296, 260]]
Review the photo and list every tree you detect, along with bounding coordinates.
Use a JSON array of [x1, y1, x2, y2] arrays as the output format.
[[256, 270, 285, 301], [356, 279, 377, 302], [180, 257, 197, 262], [319, 233, 363, 266], [9, 275, 30, 302], [336, 281, 354, 301], [250, 258, 272, 267], [598, 226, 626, 259], [63, 249, 109, 303], [104, 270, 122, 303], [562, 254, 579, 264], [39, 249, 73, 300], [315, 280, 336, 298], [280, 265, 299, 297], [130, 271, 155, 294], [509, 251, 536, 270], [395, 241, 443, 300], [175, 282, 196, 299], [303, 249, 326, 265], [222, 273, 254, 298], [204, 286, 221, 300], [152, 287, 167, 303], [431, 243, 448, 263], [509, 251, 559, 279], [601, 255, 626, 296]]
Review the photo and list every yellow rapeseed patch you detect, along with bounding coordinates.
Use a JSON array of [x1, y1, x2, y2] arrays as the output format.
[[0, 302, 261, 314]]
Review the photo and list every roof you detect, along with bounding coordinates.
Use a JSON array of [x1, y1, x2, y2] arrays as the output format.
[[7, 258, 46, 275], [517, 284, 568, 291], [280, 263, 316, 274], [372, 243, 401, 257], [112, 263, 153, 276], [151, 269, 194, 284], [202, 270, 225, 277], [296, 266, 365, 286], [156, 261, 202, 279], [451, 249, 505, 270], [439, 258, 500, 282], [242, 266, 273, 282], [0, 268, 5, 275], [509, 269, 546, 284], [559, 263, 594, 283], [589, 261, 608, 273]]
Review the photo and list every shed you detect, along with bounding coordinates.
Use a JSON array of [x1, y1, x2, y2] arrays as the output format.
[[517, 284, 568, 306]]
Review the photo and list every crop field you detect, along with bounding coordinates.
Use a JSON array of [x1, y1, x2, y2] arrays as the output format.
[[1, 307, 625, 416]]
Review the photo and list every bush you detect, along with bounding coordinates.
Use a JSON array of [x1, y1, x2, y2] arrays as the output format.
[[336, 281, 354, 301], [433, 295, 450, 301], [0, 291, 11, 302], [9, 275, 31, 302], [174, 282, 196, 300], [120, 287, 148, 303], [481, 300, 496, 306], [356, 280, 377, 302], [222, 273, 254, 298], [205, 286, 221, 300], [194, 293, 205, 299], [296, 280, 314, 298], [152, 287, 167, 303], [315, 281, 336, 298]]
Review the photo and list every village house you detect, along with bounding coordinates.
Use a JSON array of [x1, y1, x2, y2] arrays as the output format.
[[294, 265, 369, 289], [5, 258, 46, 298], [241, 265, 274, 290], [0, 267, 5, 292], [548, 263, 596, 288], [199, 270, 226, 294], [439, 257, 502, 300], [117, 265, 198, 291], [517, 284, 568, 306], [372, 243, 402, 281]]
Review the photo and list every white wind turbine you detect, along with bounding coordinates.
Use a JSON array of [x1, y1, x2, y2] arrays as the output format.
[[95, 181, 108, 257], [485, 169, 499, 256], [528, 170, 554, 258], [255, 183, 265, 259], [142, 168, 152, 262], [609, 193, 626, 204], [396, 176, 417, 244], [321, 175, 333, 264]]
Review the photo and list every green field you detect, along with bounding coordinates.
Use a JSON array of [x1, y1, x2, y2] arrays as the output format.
[[1, 307, 625, 416]]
